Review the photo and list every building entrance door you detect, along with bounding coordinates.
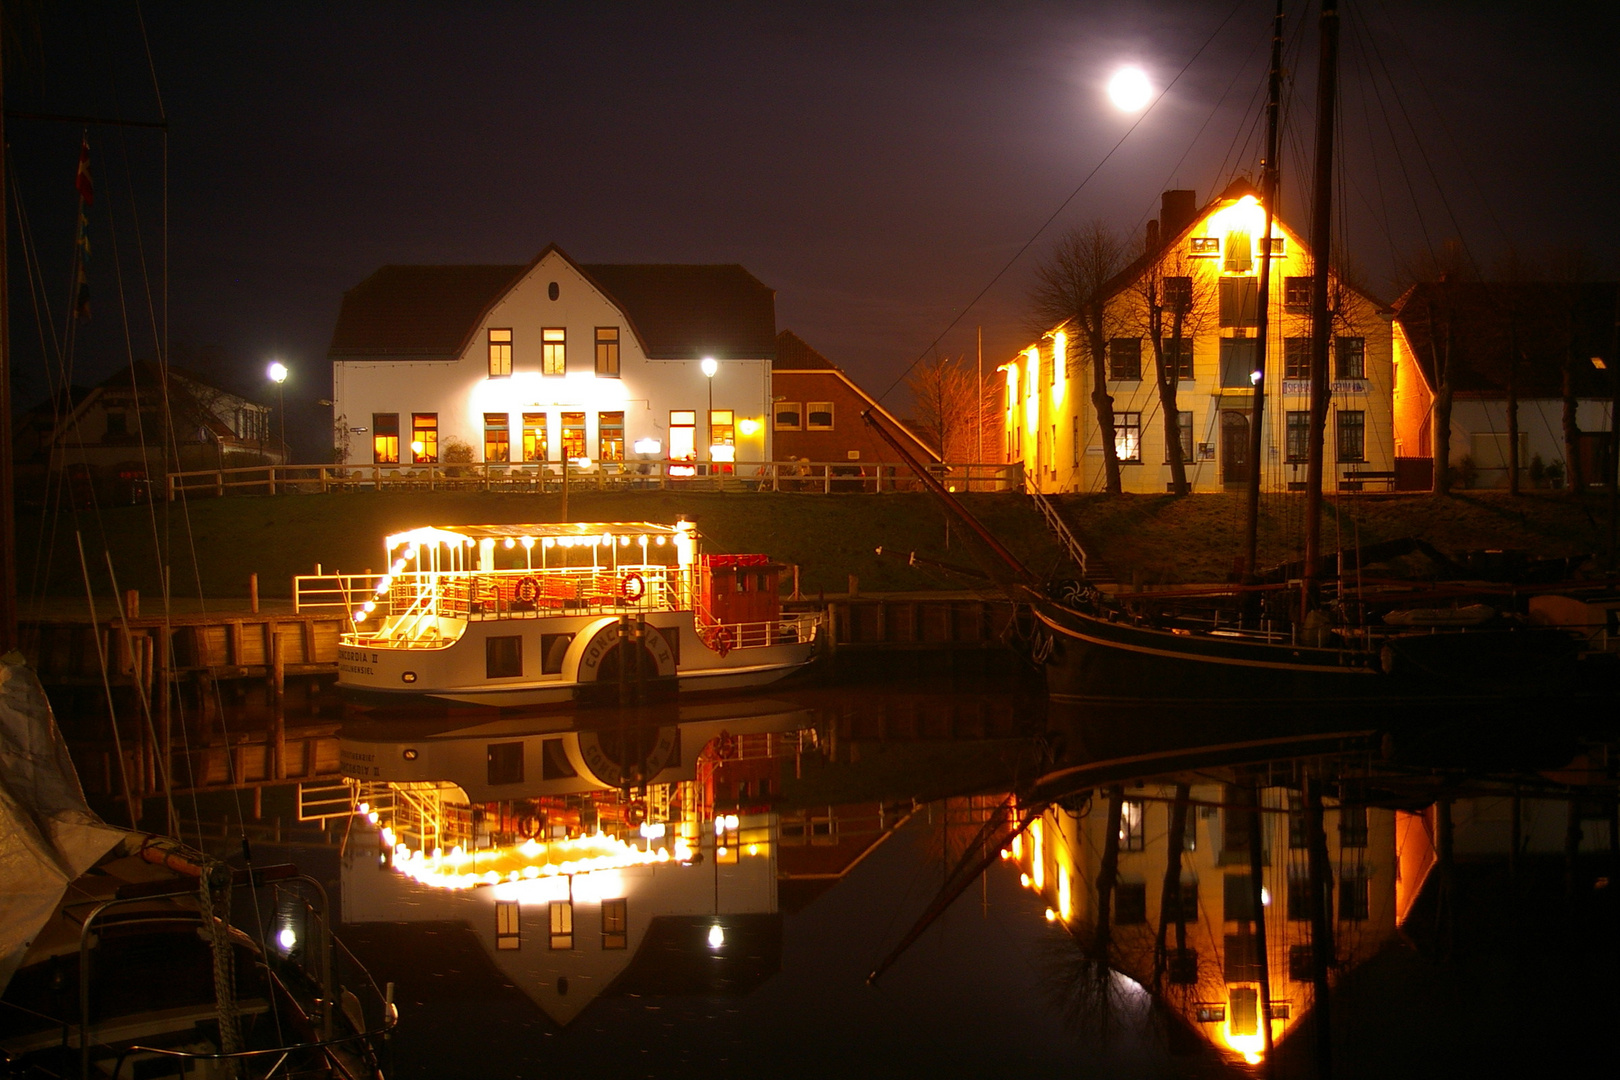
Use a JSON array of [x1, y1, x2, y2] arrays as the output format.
[[1221, 411, 1249, 486]]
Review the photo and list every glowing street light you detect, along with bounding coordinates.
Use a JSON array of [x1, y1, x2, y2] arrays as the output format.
[[1107, 67, 1153, 112], [267, 361, 289, 463]]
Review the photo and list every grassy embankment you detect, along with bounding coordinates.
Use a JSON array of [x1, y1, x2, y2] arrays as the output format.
[[16, 488, 1613, 603]]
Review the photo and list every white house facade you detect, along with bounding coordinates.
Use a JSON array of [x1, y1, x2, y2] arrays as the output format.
[[329, 246, 777, 474]]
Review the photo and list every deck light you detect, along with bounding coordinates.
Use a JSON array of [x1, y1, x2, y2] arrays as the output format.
[[277, 926, 297, 951], [1044, 908, 1057, 922], [353, 610, 367, 622], [1020, 873, 1031, 887], [521, 537, 535, 549], [362, 601, 376, 613], [504, 538, 516, 549], [376, 576, 392, 592]]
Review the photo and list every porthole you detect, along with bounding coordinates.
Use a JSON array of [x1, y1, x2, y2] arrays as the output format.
[[548, 281, 560, 301], [402, 671, 417, 684], [402, 748, 419, 761]]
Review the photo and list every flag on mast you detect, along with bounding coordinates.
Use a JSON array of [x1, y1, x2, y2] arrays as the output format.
[[74, 136, 92, 322]]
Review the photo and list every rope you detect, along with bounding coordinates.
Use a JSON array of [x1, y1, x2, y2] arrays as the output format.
[[197, 865, 243, 1059]]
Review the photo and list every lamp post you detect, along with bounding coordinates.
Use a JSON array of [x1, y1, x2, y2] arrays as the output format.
[[267, 361, 289, 463], [701, 357, 718, 470]]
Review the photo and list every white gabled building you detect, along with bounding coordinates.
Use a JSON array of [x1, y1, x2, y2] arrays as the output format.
[[329, 245, 778, 472]]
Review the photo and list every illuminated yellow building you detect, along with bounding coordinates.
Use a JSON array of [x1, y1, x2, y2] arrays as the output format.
[[1012, 778, 1421, 1066], [1009, 182, 1395, 494]]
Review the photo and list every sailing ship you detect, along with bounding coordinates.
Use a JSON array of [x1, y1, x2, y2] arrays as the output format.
[[314, 519, 822, 708]]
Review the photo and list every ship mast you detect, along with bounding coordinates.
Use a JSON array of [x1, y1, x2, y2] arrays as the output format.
[[1242, 0, 1286, 576], [1302, 0, 1341, 610], [0, 16, 16, 655]]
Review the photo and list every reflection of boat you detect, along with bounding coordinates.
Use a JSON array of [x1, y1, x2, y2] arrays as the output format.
[[306, 520, 822, 708], [0, 658, 396, 1078], [337, 699, 815, 1025]]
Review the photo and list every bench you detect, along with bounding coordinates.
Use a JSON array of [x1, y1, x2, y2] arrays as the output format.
[[1338, 470, 1396, 492]]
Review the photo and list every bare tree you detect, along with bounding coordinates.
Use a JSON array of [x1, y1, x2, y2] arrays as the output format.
[[907, 354, 996, 462], [1030, 222, 1129, 494], [1134, 250, 1213, 495]]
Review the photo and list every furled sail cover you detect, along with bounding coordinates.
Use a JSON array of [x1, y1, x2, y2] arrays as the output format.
[[0, 657, 128, 994]]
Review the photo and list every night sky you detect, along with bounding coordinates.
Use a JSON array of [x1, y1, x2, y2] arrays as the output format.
[[6, 1, 1617, 456]]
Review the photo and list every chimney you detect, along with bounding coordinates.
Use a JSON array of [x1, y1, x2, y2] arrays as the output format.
[[1160, 190, 1197, 240], [1145, 219, 1160, 254]]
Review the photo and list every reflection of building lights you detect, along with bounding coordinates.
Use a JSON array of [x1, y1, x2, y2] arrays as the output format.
[[1043, 907, 1057, 922], [638, 822, 666, 840], [1261, 887, 1271, 906], [1020, 873, 1031, 887], [277, 926, 297, 951], [999, 848, 1011, 859], [708, 924, 725, 949], [389, 831, 692, 890], [633, 437, 662, 455]]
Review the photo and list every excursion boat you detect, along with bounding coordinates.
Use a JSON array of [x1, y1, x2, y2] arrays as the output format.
[[323, 520, 822, 708]]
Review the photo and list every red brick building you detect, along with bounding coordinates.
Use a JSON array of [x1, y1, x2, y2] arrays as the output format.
[[771, 331, 938, 465]]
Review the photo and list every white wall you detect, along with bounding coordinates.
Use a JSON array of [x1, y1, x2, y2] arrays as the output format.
[[333, 251, 773, 467]]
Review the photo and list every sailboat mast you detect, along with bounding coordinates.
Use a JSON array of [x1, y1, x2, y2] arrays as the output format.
[[1243, 0, 1286, 576], [0, 18, 16, 655], [1302, 0, 1341, 608]]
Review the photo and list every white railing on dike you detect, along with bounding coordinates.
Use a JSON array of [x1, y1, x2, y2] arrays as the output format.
[[167, 460, 1023, 500]]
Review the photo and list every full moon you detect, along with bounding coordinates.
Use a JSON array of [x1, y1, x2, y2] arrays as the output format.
[[1107, 67, 1153, 112]]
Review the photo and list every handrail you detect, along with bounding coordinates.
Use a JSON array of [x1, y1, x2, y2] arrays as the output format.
[[1025, 481, 1090, 579], [166, 459, 1023, 499]]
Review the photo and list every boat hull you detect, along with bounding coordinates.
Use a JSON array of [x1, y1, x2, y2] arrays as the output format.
[[1033, 599, 1583, 705]]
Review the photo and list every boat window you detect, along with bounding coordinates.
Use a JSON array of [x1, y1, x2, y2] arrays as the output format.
[[522, 413, 548, 463], [549, 901, 573, 950], [496, 900, 520, 950], [541, 738, 577, 780], [373, 413, 400, 464], [601, 898, 627, 949], [487, 741, 524, 786], [486, 636, 523, 679], [542, 633, 574, 675]]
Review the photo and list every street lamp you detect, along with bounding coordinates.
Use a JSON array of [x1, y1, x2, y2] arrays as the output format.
[[267, 361, 289, 463], [701, 357, 718, 467]]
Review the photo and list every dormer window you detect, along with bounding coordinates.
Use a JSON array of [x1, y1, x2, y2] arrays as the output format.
[[1190, 237, 1220, 256]]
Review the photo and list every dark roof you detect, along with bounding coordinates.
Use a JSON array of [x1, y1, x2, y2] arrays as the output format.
[[326, 253, 776, 363], [1393, 281, 1618, 398], [327, 265, 527, 360], [773, 329, 836, 370], [582, 263, 776, 361]]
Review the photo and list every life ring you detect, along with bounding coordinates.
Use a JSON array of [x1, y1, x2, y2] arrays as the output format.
[[626, 801, 648, 827], [619, 572, 646, 603], [704, 626, 734, 657], [714, 731, 738, 760], [517, 812, 544, 839], [515, 576, 541, 604]]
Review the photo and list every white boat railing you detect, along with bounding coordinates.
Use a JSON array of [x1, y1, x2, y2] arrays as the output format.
[[296, 565, 689, 620]]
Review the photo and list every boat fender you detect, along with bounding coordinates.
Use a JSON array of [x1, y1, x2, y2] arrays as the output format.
[[516, 576, 542, 605], [619, 572, 646, 603]]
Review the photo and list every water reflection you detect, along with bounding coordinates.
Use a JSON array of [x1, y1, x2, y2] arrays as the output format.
[[330, 681, 1618, 1077]]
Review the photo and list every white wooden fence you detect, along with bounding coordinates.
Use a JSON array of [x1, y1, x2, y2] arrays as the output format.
[[166, 460, 1022, 500]]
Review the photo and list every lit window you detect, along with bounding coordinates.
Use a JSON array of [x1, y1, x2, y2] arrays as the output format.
[[542, 328, 566, 376], [549, 901, 573, 950], [1223, 228, 1253, 273], [598, 411, 625, 462], [774, 402, 802, 430], [601, 898, 627, 950], [710, 409, 735, 452], [561, 412, 586, 462], [1108, 338, 1142, 381], [595, 327, 620, 377], [1114, 412, 1142, 463], [410, 413, 438, 464], [522, 413, 548, 463], [496, 900, 520, 950], [807, 402, 833, 430], [1190, 236, 1220, 256], [1119, 799, 1145, 850], [483, 413, 510, 463], [670, 411, 697, 462], [372, 413, 399, 464], [488, 328, 512, 377]]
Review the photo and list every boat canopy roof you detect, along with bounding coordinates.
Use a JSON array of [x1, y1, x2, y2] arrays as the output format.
[[386, 521, 691, 550]]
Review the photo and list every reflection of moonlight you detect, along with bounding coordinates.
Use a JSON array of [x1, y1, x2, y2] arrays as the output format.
[[1107, 67, 1152, 112]]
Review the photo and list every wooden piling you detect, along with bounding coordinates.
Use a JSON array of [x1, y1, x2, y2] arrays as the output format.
[[250, 573, 259, 614]]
